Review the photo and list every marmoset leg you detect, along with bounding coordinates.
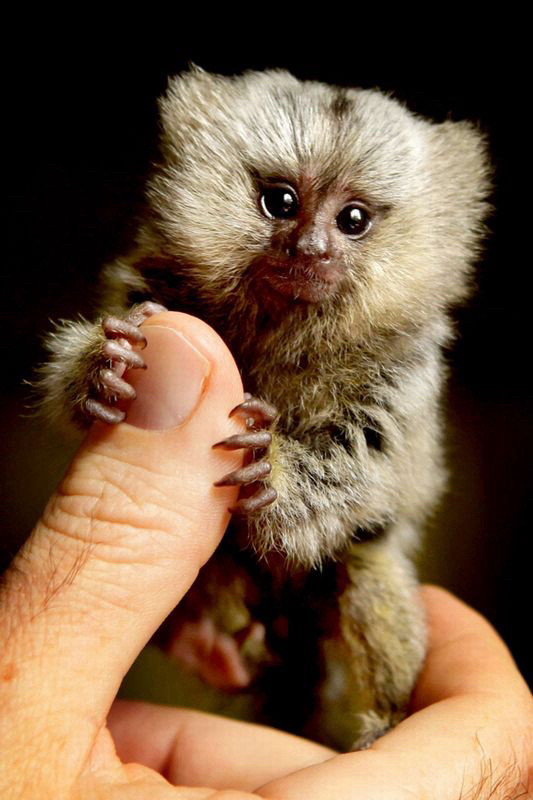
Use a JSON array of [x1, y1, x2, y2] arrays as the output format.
[[312, 525, 426, 751]]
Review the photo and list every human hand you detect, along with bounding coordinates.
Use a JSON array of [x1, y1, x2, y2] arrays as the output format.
[[1, 312, 531, 799]]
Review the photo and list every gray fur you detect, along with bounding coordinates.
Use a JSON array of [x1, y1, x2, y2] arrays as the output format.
[[37, 67, 491, 749]]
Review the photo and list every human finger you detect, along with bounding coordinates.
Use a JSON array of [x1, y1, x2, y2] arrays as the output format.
[[255, 586, 532, 799], [109, 589, 531, 798], [108, 699, 335, 792], [413, 584, 532, 707], [0, 312, 245, 789]]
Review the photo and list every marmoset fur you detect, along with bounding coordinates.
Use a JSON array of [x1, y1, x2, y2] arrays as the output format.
[[37, 67, 491, 750]]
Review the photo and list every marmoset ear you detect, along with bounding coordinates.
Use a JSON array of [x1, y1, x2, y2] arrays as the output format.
[[419, 119, 493, 299], [157, 66, 235, 161], [428, 119, 492, 226]]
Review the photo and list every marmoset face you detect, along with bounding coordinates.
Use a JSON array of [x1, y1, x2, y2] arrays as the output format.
[[145, 68, 489, 336]]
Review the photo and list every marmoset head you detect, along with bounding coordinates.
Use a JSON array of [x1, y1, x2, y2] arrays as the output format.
[[141, 67, 490, 346]]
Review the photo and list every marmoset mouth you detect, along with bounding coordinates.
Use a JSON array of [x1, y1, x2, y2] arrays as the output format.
[[264, 272, 338, 303], [252, 258, 346, 304]]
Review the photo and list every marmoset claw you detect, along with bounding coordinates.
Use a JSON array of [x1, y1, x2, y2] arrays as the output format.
[[83, 301, 168, 425], [85, 399, 126, 425], [102, 316, 148, 347], [99, 368, 137, 401], [102, 340, 146, 370], [124, 301, 167, 327], [214, 394, 278, 514], [230, 397, 278, 427], [212, 431, 272, 450], [214, 460, 272, 486], [229, 486, 278, 514]]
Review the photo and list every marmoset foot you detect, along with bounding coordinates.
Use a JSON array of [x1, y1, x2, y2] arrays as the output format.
[[84, 301, 167, 424], [165, 616, 269, 690], [213, 395, 278, 513]]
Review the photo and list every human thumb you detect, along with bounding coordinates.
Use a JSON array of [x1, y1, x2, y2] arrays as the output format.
[[0, 312, 245, 768]]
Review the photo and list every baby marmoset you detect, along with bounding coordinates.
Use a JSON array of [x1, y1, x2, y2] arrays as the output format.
[[38, 67, 491, 750]]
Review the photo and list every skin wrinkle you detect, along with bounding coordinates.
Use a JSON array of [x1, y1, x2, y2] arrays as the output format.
[[42, 504, 171, 552], [21, 519, 187, 634], [49, 480, 193, 549], [60, 459, 175, 512], [1, 536, 93, 631], [57, 479, 209, 536], [72, 468, 160, 513], [32, 529, 191, 622], [69, 578, 151, 619], [18, 491, 230, 643], [82, 442, 190, 482]]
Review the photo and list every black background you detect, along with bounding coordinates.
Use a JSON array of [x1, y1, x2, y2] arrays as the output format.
[[3, 27, 531, 686]]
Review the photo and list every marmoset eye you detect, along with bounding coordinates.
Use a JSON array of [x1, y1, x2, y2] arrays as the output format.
[[260, 184, 299, 219], [336, 204, 371, 238]]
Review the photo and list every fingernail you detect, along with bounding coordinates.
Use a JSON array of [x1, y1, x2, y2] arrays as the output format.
[[124, 325, 211, 430]]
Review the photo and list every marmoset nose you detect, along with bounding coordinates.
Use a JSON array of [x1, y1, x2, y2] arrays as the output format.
[[286, 223, 333, 261]]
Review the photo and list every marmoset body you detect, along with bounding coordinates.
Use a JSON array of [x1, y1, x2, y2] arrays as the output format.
[[38, 67, 490, 750]]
